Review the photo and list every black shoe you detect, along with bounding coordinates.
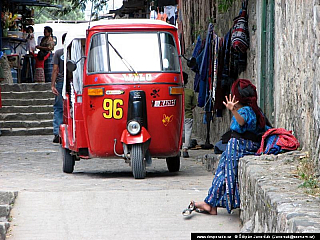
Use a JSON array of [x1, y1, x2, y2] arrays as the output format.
[[53, 135, 60, 143], [182, 201, 195, 216], [182, 151, 189, 158]]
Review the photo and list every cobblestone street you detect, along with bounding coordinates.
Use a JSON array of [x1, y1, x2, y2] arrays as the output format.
[[0, 135, 240, 240]]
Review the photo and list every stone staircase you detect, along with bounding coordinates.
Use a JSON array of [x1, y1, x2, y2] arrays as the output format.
[[0, 83, 54, 136]]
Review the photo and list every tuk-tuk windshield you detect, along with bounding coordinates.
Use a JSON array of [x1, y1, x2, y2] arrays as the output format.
[[87, 32, 180, 73]]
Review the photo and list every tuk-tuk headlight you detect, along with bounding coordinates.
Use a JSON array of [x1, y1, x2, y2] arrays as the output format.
[[127, 121, 141, 135]]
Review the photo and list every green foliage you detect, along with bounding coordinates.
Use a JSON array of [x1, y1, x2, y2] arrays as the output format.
[[68, 0, 109, 20], [34, 1, 84, 23], [34, 0, 110, 23], [296, 155, 320, 195], [218, 0, 235, 13], [299, 177, 319, 189]]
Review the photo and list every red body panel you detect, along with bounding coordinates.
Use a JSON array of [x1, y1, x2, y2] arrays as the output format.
[[82, 73, 183, 157]]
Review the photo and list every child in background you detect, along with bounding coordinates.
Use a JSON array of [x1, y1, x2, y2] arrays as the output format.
[[26, 26, 36, 53], [31, 51, 50, 83]]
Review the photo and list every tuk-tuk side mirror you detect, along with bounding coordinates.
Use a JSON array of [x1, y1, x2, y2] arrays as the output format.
[[67, 60, 77, 72], [187, 57, 197, 68], [181, 55, 197, 69], [67, 56, 87, 72]]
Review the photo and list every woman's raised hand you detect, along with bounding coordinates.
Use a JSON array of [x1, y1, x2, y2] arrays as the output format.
[[223, 94, 239, 111]]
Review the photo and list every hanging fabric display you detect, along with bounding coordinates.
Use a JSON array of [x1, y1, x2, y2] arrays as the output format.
[[231, 0, 249, 53], [191, 35, 204, 93], [186, 0, 250, 123], [197, 23, 214, 108]]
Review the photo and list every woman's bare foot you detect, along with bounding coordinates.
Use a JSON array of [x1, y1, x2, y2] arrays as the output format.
[[194, 201, 217, 215]]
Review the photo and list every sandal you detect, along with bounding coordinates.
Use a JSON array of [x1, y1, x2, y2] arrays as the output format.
[[182, 201, 196, 216], [195, 208, 209, 214]]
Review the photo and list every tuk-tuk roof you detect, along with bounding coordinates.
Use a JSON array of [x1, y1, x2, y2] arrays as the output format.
[[89, 19, 177, 31], [64, 19, 176, 47]]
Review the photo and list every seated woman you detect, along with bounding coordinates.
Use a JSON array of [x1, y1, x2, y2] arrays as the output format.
[[183, 78, 269, 215]]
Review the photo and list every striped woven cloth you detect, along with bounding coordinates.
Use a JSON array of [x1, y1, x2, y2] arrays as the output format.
[[256, 128, 300, 155]]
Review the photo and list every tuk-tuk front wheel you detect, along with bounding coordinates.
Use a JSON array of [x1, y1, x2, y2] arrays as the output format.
[[131, 144, 146, 179], [62, 147, 75, 173], [166, 155, 180, 172]]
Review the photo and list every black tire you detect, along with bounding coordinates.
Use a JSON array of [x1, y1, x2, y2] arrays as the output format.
[[131, 144, 146, 179], [166, 155, 180, 172], [62, 147, 75, 173]]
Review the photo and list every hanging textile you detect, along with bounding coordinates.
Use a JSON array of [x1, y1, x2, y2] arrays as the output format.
[[150, 8, 158, 19], [214, 37, 227, 114], [164, 5, 177, 25], [192, 35, 204, 92], [197, 23, 214, 108], [187, 1, 250, 120], [231, 0, 250, 53]]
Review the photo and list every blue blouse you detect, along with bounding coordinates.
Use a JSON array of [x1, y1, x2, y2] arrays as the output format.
[[230, 106, 258, 134]]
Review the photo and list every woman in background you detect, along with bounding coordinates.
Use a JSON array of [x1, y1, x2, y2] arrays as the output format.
[[36, 26, 54, 82]]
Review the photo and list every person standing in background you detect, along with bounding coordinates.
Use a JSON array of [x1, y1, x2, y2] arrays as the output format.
[[51, 33, 66, 143], [36, 26, 54, 82], [182, 72, 197, 158]]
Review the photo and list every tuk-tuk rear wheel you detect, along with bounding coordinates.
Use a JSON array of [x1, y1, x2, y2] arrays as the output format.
[[62, 147, 75, 173], [131, 144, 146, 179], [166, 155, 180, 172]]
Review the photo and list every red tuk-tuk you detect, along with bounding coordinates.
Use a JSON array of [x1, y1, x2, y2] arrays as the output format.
[[60, 19, 184, 179]]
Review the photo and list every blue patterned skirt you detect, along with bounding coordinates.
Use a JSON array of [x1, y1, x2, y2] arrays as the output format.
[[204, 137, 260, 213]]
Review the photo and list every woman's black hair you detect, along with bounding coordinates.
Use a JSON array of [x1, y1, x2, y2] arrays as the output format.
[[238, 85, 255, 98], [27, 26, 34, 32], [44, 26, 53, 36]]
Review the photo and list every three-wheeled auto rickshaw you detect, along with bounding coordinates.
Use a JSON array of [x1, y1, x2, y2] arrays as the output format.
[[60, 19, 184, 179]]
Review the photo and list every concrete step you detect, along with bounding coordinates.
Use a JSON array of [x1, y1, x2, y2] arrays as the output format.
[[0, 205, 10, 221], [0, 120, 52, 128], [0, 112, 53, 121], [0, 222, 10, 240], [1, 90, 53, 99], [1, 98, 54, 106], [0, 83, 51, 92], [0, 83, 56, 136], [0, 192, 17, 205], [0, 127, 53, 136], [0, 192, 17, 240], [0, 105, 53, 113]]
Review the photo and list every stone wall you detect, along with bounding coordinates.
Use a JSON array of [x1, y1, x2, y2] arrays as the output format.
[[239, 152, 320, 233], [273, 0, 320, 168]]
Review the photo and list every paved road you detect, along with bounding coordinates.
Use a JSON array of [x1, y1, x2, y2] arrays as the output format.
[[0, 135, 240, 240]]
